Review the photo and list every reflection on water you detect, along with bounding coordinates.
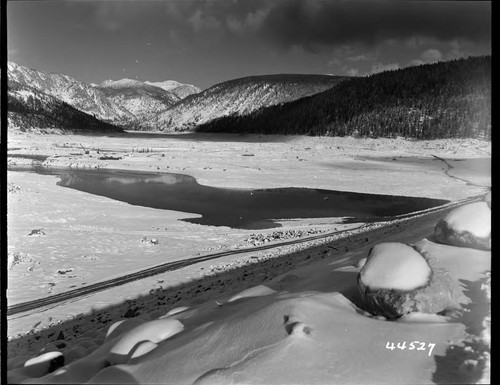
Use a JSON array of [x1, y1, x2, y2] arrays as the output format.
[[31, 169, 449, 230]]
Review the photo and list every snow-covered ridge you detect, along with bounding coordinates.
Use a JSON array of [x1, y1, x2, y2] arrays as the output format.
[[141, 74, 347, 131], [100, 78, 201, 100], [7, 62, 202, 128], [7, 80, 121, 133], [96, 78, 187, 122], [101, 78, 145, 88], [7, 62, 133, 123], [145, 80, 201, 99], [145, 80, 185, 90]]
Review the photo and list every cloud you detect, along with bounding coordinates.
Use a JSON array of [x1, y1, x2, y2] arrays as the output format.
[[408, 47, 449, 67], [8, 42, 21, 62], [371, 62, 400, 74], [189, 9, 222, 32], [347, 54, 369, 62], [78, 0, 273, 40], [346, 53, 378, 62], [346, 68, 359, 77], [328, 58, 341, 67], [260, 0, 491, 52], [445, 40, 476, 61], [57, 1, 491, 55], [327, 45, 357, 67], [421, 49, 443, 63], [226, 7, 269, 34]]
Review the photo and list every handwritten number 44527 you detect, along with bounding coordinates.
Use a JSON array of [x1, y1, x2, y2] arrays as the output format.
[[386, 341, 436, 357]]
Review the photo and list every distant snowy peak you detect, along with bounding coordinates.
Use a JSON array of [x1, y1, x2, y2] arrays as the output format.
[[98, 78, 174, 97], [96, 78, 180, 121], [100, 78, 201, 100], [7, 62, 133, 123], [99, 78, 201, 98], [145, 80, 197, 91], [145, 80, 183, 90], [101, 78, 145, 88], [145, 80, 201, 99]]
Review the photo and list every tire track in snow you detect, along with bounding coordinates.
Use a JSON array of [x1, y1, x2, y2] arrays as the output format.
[[7, 196, 481, 318], [7, 226, 363, 318]]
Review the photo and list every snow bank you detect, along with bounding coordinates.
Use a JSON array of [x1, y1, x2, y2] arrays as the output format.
[[107, 318, 184, 364], [24, 351, 64, 377], [435, 201, 491, 250], [7, 351, 65, 383], [358, 243, 431, 291], [9, 231, 491, 384], [227, 284, 277, 303]]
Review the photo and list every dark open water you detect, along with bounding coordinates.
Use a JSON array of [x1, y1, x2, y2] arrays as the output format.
[[16, 168, 449, 230]]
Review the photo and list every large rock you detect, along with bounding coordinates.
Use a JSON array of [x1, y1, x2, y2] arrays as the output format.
[[434, 201, 491, 250], [358, 242, 456, 319], [23, 351, 65, 377]]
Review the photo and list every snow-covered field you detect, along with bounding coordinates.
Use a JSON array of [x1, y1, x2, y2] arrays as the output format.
[[6, 132, 491, 384]]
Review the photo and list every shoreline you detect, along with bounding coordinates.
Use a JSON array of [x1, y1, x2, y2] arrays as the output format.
[[7, 132, 491, 199]]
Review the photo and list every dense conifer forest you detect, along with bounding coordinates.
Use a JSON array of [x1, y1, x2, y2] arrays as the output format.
[[196, 56, 491, 139]]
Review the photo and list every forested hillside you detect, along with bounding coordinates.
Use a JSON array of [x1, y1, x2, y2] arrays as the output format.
[[196, 56, 491, 139], [8, 80, 123, 133], [8, 62, 133, 124], [141, 74, 347, 131]]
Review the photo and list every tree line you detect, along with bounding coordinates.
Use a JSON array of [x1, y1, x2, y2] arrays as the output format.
[[195, 56, 491, 139]]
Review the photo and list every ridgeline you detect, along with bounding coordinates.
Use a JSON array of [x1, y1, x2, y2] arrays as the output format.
[[196, 56, 491, 139]]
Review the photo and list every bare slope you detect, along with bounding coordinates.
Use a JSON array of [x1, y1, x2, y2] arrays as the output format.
[[141, 74, 347, 131]]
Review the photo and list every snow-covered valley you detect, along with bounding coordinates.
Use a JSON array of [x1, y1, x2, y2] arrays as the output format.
[[6, 132, 491, 384]]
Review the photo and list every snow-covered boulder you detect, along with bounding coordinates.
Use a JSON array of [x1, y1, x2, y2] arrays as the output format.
[[434, 201, 491, 250], [23, 351, 64, 377], [107, 318, 184, 365], [105, 317, 145, 342], [358, 242, 456, 319]]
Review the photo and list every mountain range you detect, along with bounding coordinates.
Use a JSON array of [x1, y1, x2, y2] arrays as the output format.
[[7, 79, 122, 134], [139, 74, 347, 131], [8, 63, 346, 133], [7, 56, 491, 139], [95, 79, 181, 125], [144, 80, 201, 100], [8, 62, 134, 124], [7, 62, 201, 132]]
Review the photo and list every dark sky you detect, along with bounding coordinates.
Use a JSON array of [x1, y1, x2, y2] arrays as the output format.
[[8, 0, 491, 90]]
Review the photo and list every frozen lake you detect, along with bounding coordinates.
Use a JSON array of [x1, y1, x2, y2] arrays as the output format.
[[21, 168, 449, 229]]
